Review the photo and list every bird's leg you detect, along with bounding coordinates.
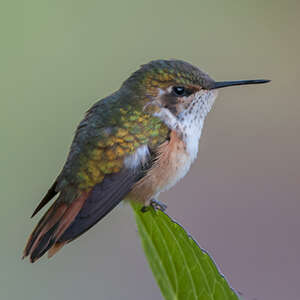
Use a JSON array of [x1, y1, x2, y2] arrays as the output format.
[[140, 199, 167, 213], [150, 199, 167, 212], [140, 206, 149, 213]]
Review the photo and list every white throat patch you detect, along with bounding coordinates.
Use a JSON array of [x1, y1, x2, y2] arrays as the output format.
[[154, 90, 217, 161]]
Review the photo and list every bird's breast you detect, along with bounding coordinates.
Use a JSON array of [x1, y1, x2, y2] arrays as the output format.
[[129, 130, 196, 204]]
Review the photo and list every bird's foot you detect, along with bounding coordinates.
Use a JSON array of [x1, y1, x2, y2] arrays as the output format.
[[140, 206, 149, 213], [140, 199, 167, 213], [150, 199, 167, 212]]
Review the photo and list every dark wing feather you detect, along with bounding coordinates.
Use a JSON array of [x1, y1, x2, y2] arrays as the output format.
[[58, 168, 143, 242]]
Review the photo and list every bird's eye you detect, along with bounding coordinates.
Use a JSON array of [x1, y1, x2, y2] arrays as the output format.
[[172, 86, 185, 96]]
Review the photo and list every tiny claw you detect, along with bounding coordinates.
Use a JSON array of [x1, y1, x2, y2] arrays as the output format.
[[150, 199, 167, 212], [141, 206, 149, 213]]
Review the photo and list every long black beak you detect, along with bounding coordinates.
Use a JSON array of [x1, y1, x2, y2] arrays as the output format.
[[212, 79, 270, 89]]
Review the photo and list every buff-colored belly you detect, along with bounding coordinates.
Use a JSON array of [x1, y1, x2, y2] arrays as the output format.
[[128, 130, 192, 205]]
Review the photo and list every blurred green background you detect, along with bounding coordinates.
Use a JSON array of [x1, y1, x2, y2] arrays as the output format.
[[1, 0, 299, 299]]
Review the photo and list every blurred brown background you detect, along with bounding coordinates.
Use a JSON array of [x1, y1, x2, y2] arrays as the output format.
[[1, 0, 299, 299]]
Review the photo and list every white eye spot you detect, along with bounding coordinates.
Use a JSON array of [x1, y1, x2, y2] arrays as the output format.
[[172, 86, 186, 96]]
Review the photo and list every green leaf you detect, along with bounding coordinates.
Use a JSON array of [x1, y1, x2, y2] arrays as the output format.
[[131, 202, 239, 300]]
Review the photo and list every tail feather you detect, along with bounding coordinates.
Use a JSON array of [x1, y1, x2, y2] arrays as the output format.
[[23, 167, 144, 262], [48, 241, 66, 258], [30, 223, 59, 262], [23, 191, 89, 263], [31, 181, 58, 218], [23, 202, 62, 257]]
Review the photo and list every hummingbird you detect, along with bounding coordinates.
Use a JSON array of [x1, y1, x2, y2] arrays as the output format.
[[23, 59, 269, 262]]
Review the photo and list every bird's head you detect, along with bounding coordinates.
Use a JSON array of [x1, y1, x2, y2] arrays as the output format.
[[122, 59, 270, 129]]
